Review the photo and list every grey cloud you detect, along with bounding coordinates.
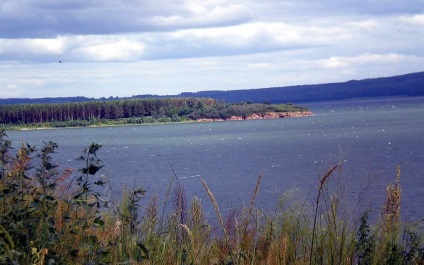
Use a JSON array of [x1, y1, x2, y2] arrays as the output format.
[[295, 0, 424, 16], [0, 0, 252, 38], [0, 0, 423, 98], [251, 0, 424, 23], [1, 0, 422, 39]]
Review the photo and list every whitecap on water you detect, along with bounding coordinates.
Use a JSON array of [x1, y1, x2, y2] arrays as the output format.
[[179, 174, 200, 179]]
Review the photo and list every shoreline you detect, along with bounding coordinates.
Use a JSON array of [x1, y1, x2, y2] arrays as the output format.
[[195, 110, 313, 122]]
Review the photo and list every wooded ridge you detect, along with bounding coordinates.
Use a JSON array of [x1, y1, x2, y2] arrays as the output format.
[[0, 97, 308, 128]]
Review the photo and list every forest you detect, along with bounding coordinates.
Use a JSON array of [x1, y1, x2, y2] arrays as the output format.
[[0, 97, 308, 128]]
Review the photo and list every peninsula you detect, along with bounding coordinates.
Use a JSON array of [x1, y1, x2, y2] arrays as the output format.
[[0, 97, 311, 130]]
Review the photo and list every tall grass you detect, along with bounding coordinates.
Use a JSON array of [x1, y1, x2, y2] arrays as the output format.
[[0, 130, 423, 264]]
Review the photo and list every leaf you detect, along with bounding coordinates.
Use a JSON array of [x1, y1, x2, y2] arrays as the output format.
[[94, 180, 105, 186], [88, 143, 102, 154], [136, 241, 150, 260], [93, 216, 105, 229], [45, 163, 58, 170], [82, 164, 104, 175], [134, 188, 146, 196]]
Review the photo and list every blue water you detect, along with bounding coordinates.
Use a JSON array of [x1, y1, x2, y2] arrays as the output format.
[[6, 97, 424, 221]]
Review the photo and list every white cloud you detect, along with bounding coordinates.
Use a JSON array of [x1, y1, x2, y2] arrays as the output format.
[[150, 21, 351, 59], [408, 14, 424, 25], [74, 38, 145, 61], [0, 83, 24, 98], [0, 37, 66, 57], [29, 38, 66, 54], [318, 53, 420, 69], [0, 35, 145, 62], [149, 2, 251, 28]]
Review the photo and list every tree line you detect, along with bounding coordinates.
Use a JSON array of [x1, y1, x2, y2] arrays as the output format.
[[0, 97, 219, 125]]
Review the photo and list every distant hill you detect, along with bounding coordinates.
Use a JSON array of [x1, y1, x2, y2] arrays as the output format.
[[1, 71, 423, 105], [178, 71, 424, 103]]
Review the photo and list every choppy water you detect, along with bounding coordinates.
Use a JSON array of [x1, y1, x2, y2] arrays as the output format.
[[7, 97, 424, 221]]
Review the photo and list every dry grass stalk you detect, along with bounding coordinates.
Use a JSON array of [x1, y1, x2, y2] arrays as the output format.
[[310, 163, 339, 265], [112, 219, 122, 242], [382, 166, 401, 231], [146, 196, 158, 227], [188, 198, 211, 264], [201, 178, 228, 244], [319, 164, 339, 191], [266, 236, 288, 265], [7, 145, 31, 179], [173, 175, 187, 226], [190, 196, 205, 228], [243, 175, 262, 235], [55, 168, 76, 198], [180, 223, 193, 244]]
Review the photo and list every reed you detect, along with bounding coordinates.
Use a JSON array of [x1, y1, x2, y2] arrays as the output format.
[[200, 178, 228, 245], [382, 165, 402, 233], [310, 163, 339, 264], [0, 130, 422, 264]]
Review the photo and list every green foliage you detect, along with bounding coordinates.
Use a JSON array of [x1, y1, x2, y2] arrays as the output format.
[[0, 130, 12, 179], [356, 212, 375, 265], [402, 225, 424, 264], [0, 132, 422, 264], [0, 137, 59, 263], [0, 132, 112, 263], [74, 143, 106, 208]]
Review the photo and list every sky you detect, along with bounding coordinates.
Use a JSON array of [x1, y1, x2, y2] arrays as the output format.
[[0, 0, 423, 99]]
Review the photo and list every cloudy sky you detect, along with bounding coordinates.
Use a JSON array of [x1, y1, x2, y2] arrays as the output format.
[[1, 0, 423, 99]]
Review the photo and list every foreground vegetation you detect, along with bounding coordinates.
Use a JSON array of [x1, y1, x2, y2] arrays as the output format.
[[0, 131, 423, 264], [0, 97, 309, 130]]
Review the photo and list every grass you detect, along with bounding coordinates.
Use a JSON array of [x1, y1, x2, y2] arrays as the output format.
[[0, 131, 423, 264]]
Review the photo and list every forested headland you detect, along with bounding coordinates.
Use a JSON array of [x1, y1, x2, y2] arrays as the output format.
[[0, 97, 309, 129]]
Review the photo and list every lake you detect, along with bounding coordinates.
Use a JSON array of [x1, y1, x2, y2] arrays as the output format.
[[6, 97, 424, 221]]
